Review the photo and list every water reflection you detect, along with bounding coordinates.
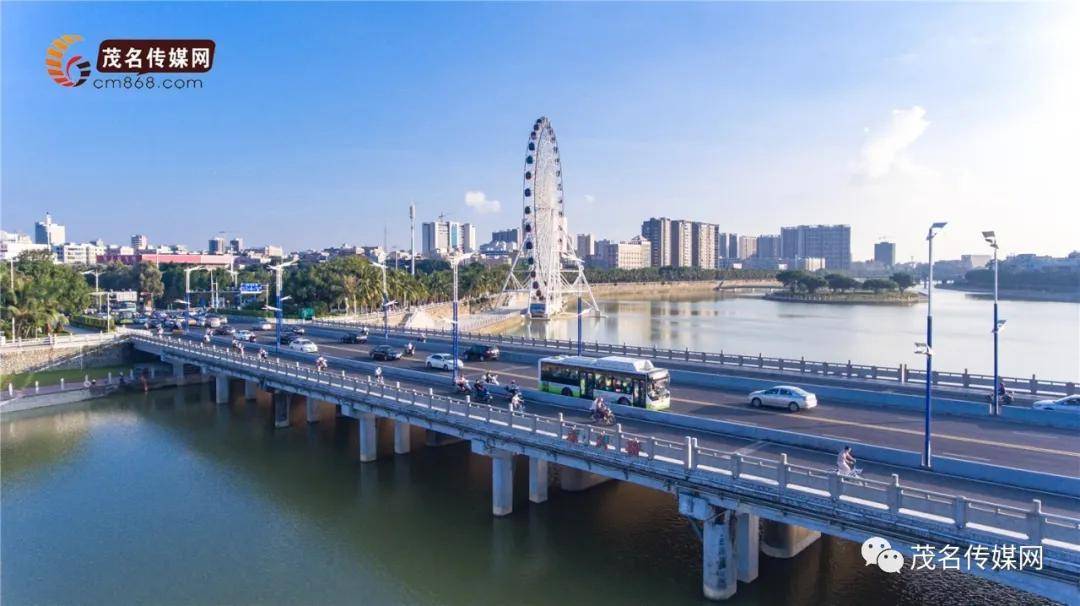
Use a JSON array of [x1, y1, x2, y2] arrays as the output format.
[[0, 389, 1055, 605], [511, 290, 1079, 379]]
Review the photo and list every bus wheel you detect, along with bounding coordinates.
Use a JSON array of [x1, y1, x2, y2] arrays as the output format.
[[561, 387, 573, 397], [618, 397, 630, 406]]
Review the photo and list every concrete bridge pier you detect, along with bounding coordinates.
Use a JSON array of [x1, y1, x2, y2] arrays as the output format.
[[472, 441, 514, 516], [357, 413, 378, 462], [272, 391, 290, 428], [760, 520, 820, 559], [393, 421, 411, 454], [244, 380, 258, 400], [735, 512, 759, 583], [171, 361, 185, 384], [305, 397, 318, 424], [680, 494, 737, 601], [425, 431, 463, 447], [214, 375, 230, 404], [528, 458, 548, 504]]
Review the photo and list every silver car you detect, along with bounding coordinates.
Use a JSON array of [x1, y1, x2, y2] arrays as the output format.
[[749, 385, 818, 412], [1032, 395, 1080, 414]]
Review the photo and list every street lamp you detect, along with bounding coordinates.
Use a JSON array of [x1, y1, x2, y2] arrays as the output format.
[[267, 259, 296, 352], [82, 270, 109, 332], [922, 221, 947, 468], [447, 253, 467, 383], [371, 261, 392, 341], [183, 265, 206, 325], [982, 230, 1002, 415], [7, 258, 15, 338]]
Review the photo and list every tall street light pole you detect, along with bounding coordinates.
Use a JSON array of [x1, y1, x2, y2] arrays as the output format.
[[267, 260, 296, 353], [82, 270, 109, 332], [8, 259, 15, 337], [983, 231, 1003, 415], [372, 261, 391, 341], [577, 296, 584, 356], [922, 221, 947, 468], [449, 253, 464, 384]]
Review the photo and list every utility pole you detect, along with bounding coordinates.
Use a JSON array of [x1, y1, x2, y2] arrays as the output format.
[[410, 202, 416, 276]]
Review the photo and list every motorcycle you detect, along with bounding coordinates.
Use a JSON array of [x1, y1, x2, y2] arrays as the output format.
[[402, 344, 416, 358], [454, 379, 471, 394], [472, 385, 494, 404], [985, 391, 1014, 405], [591, 406, 615, 426], [509, 394, 524, 413]]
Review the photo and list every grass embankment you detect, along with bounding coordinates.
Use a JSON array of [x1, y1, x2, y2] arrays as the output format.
[[2, 365, 132, 390]]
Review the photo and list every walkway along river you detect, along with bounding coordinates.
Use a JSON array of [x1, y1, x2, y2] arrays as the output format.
[[0, 387, 1057, 605]]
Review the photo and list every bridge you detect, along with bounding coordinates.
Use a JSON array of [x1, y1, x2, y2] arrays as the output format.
[[129, 331, 1079, 602]]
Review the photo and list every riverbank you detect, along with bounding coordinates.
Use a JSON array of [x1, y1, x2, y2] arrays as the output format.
[[591, 279, 780, 297], [764, 291, 921, 306], [939, 284, 1080, 303]]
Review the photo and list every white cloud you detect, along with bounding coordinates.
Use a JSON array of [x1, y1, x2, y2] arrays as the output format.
[[855, 106, 930, 180], [464, 190, 501, 214]]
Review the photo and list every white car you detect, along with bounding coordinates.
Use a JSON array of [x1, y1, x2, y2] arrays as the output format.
[[235, 329, 256, 342], [425, 353, 463, 371], [1032, 395, 1080, 414], [254, 319, 274, 330], [288, 338, 318, 353], [749, 385, 818, 412]]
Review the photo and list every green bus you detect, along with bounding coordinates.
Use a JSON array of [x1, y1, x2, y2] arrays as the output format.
[[538, 355, 671, 411]]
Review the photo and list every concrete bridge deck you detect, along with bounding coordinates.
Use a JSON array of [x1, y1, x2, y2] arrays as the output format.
[[132, 333, 1079, 602]]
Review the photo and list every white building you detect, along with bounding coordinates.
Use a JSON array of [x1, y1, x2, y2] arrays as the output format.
[[34, 212, 67, 246], [54, 242, 105, 265], [593, 236, 651, 269], [1, 230, 50, 260], [462, 223, 478, 253]]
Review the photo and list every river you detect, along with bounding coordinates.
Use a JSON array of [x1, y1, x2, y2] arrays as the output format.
[[507, 289, 1079, 381], [0, 388, 1054, 605]]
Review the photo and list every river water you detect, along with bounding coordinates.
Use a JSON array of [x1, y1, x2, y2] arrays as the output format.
[[508, 289, 1079, 381], [1, 388, 1054, 605]]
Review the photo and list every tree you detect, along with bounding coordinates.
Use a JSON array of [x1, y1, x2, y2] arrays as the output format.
[[798, 274, 827, 294], [825, 273, 858, 292], [137, 262, 164, 308], [1, 250, 91, 337], [776, 270, 807, 293], [890, 272, 916, 292], [863, 278, 898, 293]]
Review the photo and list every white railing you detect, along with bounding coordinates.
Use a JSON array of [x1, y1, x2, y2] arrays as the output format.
[[0, 332, 122, 350], [133, 333, 1080, 559], [307, 321, 1077, 397]]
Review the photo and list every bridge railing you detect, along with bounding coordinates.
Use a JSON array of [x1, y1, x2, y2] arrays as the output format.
[[0, 332, 120, 350], [306, 320, 1076, 397], [135, 333, 1080, 559]]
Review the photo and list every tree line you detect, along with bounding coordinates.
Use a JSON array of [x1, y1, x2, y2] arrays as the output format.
[[775, 270, 916, 294]]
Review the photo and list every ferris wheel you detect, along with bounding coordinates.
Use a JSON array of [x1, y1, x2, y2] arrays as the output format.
[[501, 117, 597, 319]]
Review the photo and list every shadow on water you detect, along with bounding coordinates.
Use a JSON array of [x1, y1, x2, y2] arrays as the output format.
[[0, 387, 1056, 605]]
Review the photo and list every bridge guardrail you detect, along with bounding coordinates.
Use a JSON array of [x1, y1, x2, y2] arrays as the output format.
[[134, 333, 1080, 561], [0, 332, 120, 350], [306, 319, 1076, 397]]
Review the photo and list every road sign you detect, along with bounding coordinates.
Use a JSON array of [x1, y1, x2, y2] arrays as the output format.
[[300, 307, 315, 320], [239, 282, 262, 294]]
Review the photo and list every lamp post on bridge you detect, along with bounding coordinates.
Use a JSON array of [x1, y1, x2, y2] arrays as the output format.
[[448, 252, 466, 384], [183, 265, 206, 326], [982, 231, 1005, 416], [267, 259, 296, 353], [921, 221, 947, 468], [81, 270, 110, 332], [371, 261, 394, 342]]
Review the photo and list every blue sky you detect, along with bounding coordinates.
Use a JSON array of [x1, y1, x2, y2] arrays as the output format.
[[3, 2, 1076, 261]]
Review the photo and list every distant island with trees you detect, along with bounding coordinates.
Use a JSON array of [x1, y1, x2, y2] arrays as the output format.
[[764, 270, 921, 305], [943, 263, 1079, 303]]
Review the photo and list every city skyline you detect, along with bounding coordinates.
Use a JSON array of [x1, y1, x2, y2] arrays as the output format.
[[3, 3, 1077, 262]]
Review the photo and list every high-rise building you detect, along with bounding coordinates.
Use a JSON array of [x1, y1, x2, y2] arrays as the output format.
[[715, 232, 738, 263], [491, 228, 520, 246], [34, 212, 66, 246], [641, 217, 672, 267], [423, 219, 468, 257], [874, 241, 896, 266], [755, 235, 781, 259], [131, 234, 149, 250], [576, 233, 595, 260], [670, 220, 694, 267], [738, 236, 758, 260], [593, 236, 651, 269], [780, 225, 852, 270], [462, 223, 478, 252], [208, 236, 227, 254], [229, 238, 244, 254], [691, 222, 716, 269]]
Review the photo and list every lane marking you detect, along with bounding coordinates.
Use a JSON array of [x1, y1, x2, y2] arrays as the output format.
[[250, 333, 1080, 460], [734, 440, 769, 455]]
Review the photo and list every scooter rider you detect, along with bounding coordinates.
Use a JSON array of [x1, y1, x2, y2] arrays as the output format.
[[404, 342, 415, 356], [258, 348, 268, 361]]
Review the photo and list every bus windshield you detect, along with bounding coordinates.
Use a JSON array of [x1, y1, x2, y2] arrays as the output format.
[[648, 372, 670, 400]]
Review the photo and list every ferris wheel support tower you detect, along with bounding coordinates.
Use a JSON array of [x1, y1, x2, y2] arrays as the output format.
[[499, 116, 598, 319]]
